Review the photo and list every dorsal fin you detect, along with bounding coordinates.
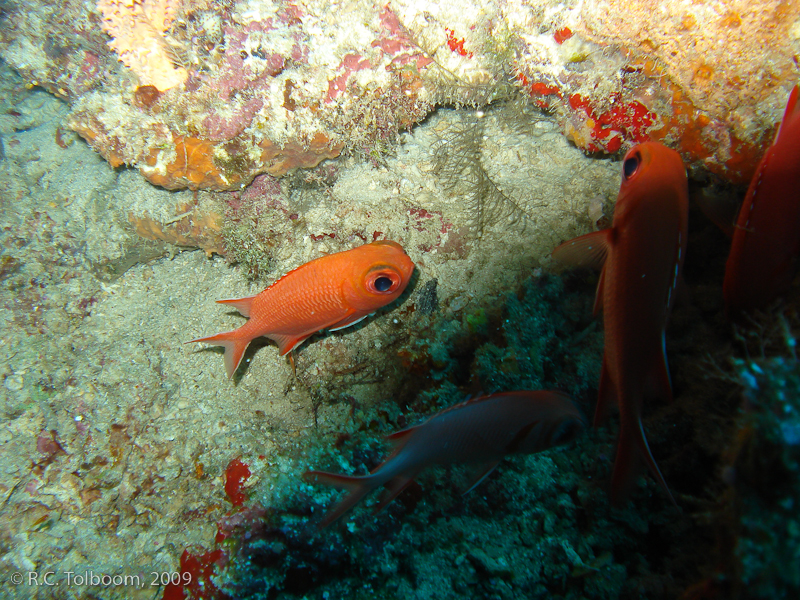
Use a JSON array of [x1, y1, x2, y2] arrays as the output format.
[[260, 260, 308, 293], [386, 427, 416, 444]]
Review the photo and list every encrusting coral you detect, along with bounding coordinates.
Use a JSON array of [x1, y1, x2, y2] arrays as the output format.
[[97, 0, 188, 92], [3, 0, 797, 190]]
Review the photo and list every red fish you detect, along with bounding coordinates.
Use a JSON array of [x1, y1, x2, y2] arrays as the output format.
[[304, 390, 584, 529], [552, 142, 688, 505], [724, 85, 800, 317], [190, 241, 415, 378]]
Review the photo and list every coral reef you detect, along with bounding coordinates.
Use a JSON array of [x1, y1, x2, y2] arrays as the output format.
[[2, 2, 799, 598], [1, 0, 797, 189], [97, 0, 188, 91], [155, 266, 730, 599], [511, 0, 800, 182], [472, 275, 602, 397]]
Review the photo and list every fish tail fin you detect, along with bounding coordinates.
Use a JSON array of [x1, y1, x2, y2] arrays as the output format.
[[187, 331, 251, 379], [610, 418, 676, 508], [303, 471, 377, 529]]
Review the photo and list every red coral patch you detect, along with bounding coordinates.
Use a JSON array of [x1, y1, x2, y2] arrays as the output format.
[[224, 458, 251, 507]]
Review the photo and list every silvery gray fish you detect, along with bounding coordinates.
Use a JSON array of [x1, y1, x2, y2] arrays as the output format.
[[304, 390, 585, 529]]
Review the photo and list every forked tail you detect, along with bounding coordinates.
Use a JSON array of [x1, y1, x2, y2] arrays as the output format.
[[187, 331, 250, 379], [303, 471, 377, 529]]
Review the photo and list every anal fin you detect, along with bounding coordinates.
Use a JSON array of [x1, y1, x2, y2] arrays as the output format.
[[374, 475, 415, 514], [268, 333, 310, 356], [216, 296, 256, 318]]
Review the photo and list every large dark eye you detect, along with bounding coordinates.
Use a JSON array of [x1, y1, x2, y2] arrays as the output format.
[[623, 152, 641, 180], [366, 269, 401, 294], [374, 276, 393, 292]]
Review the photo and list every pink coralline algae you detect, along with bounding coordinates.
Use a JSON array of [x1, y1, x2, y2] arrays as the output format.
[[372, 6, 434, 70], [72, 52, 105, 96], [0, 0, 797, 188], [230, 173, 288, 214], [202, 97, 265, 142], [216, 23, 291, 102], [327, 54, 373, 102]]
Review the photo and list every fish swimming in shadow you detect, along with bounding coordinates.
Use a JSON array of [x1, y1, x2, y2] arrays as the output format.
[[304, 390, 585, 529], [552, 142, 688, 506], [724, 84, 800, 318]]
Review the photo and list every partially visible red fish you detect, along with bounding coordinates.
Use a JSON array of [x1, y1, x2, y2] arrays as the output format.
[[304, 390, 584, 529], [552, 142, 688, 506], [724, 85, 800, 317], [190, 241, 415, 378]]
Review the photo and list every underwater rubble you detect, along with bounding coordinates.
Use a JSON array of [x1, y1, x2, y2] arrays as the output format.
[[0, 1, 799, 599]]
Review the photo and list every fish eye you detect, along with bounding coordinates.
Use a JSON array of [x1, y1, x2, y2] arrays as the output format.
[[623, 152, 641, 180], [374, 276, 393, 292], [366, 269, 401, 294]]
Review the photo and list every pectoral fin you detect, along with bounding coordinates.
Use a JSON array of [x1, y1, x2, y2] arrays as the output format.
[[552, 229, 612, 270]]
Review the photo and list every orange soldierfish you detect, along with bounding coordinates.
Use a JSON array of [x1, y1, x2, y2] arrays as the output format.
[[552, 142, 688, 506], [723, 84, 800, 317], [304, 390, 585, 529], [190, 241, 415, 378]]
